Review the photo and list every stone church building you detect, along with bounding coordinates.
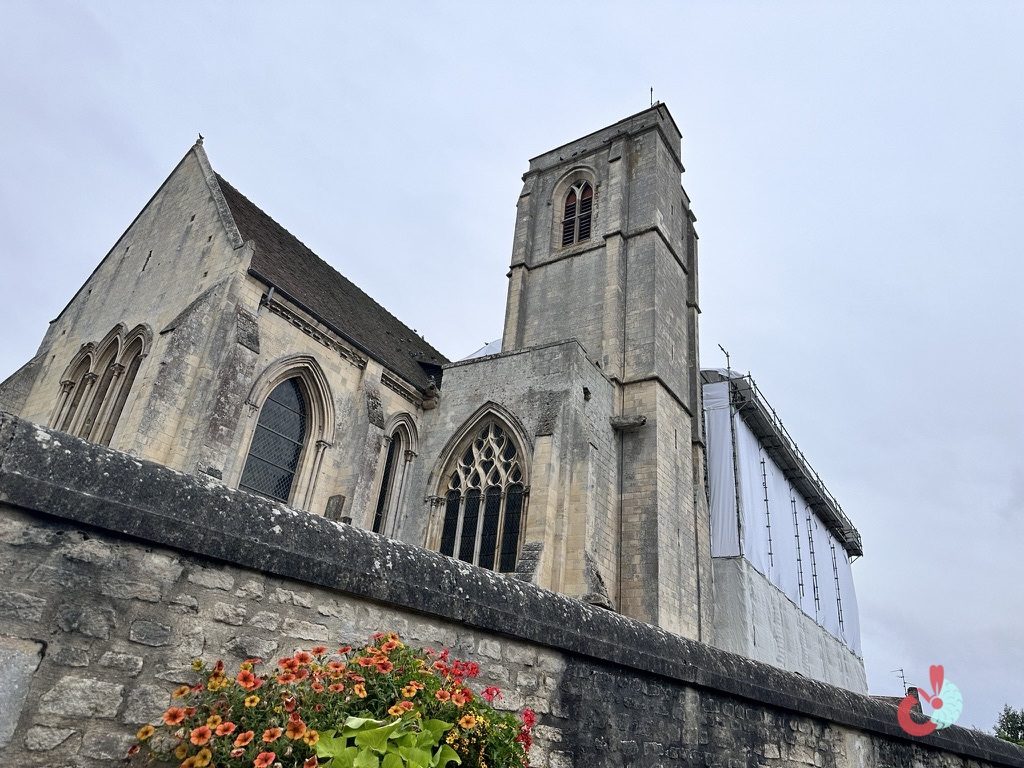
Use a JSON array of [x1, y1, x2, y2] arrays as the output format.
[[0, 104, 866, 691]]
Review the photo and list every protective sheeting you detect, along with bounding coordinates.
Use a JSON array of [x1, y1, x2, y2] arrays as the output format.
[[703, 380, 862, 656]]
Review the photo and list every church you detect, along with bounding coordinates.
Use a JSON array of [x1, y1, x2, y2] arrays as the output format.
[[0, 104, 866, 692]]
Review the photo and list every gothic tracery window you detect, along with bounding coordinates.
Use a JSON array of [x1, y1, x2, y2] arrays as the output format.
[[561, 181, 593, 247], [438, 421, 527, 572], [239, 377, 308, 503]]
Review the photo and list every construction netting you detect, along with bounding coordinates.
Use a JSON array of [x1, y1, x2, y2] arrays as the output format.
[[703, 380, 862, 656]]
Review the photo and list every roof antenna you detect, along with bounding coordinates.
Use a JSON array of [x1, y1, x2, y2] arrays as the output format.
[[892, 668, 908, 695], [650, 87, 654, 107], [196, 133, 204, 146]]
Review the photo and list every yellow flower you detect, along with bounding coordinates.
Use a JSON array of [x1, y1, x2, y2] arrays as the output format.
[[194, 747, 213, 767], [354, 683, 367, 698], [191, 659, 204, 671], [388, 704, 405, 717], [174, 744, 189, 759], [136, 724, 156, 741], [206, 714, 222, 727], [458, 714, 477, 730], [172, 685, 191, 699], [244, 695, 261, 708]]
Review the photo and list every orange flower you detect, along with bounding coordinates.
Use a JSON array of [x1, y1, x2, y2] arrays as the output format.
[[402, 684, 418, 698], [381, 640, 400, 653], [434, 690, 451, 702], [375, 659, 394, 673], [338, 645, 352, 654], [303, 730, 320, 747], [172, 685, 192, 699], [451, 689, 469, 707], [262, 727, 283, 743], [216, 722, 237, 736], [236, 670, 261, 690], [459, 714, 478, 729], [206, 714, 222, 727], [193, 748, 213, 768], [354, 683, 367, 698], [328, 683, 345, 693], [356, 656, 375, 668], [327, 661, 345, 675], [234, 731, 255, 747], [285, 719, 307, 739], [311, 645, 328, 656], [162, 707, 187, 726], [304, 757, 319, 768], [244, 695, 261, 708], [311, 681, 325, 693], [231, 748, 245, 759], [295, 651, 313, 665], [254, 752, 276, 768], [190, 726, 213, 746], [136, 724, 155, 741], [388, 704, 405, 716], [277, 672, 297, 685]]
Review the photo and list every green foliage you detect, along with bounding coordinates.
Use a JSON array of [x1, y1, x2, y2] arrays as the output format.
[[317, 716, 461, 768], [994, 704, 1024, 746]]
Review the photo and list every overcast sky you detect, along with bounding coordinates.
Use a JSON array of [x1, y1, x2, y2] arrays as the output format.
[[2, 1, 1022, 733]]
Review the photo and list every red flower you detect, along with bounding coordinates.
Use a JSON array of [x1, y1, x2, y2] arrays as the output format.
[[482, 686, 503, 702], [311, 645, 328, 656], [521, 707, 537, 728], [283, 696, 297, 713], [375, 659, 394, 673], [234, 731, 255, 747], [231, 748, 245, 758], [278, 657, 299, 672], [236, 670, 261, 690], [304, 758, 318, 768], [254, 752, 276, 768], [162, 707, 186, 726], [311, 681, 325, 693], [276, 672, 297, 685], [295, 651, 313, 665], [338, 645, 351, 654]]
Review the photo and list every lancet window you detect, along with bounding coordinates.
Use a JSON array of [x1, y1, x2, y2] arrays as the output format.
[[438, 420, 527, 572], [51, 324, 149, 447], [561, 181, 593, 246], [239, 377, 308, 503]]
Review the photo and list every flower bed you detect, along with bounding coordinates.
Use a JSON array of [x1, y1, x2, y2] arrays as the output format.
[[130, 633, 535, 768]]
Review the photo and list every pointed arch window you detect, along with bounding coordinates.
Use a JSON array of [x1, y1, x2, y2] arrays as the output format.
[[239, 378, 308, 503], [561, 181, 593, 247], [372, 425, 411, 535], [438, 421, 527, 572]]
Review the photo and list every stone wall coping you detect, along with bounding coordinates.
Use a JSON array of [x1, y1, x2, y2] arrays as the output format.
[[0, 411, 1021, 768]]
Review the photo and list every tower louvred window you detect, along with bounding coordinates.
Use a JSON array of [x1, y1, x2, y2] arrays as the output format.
[[438, 420, 527, 573], [561, 181, 593, 246]]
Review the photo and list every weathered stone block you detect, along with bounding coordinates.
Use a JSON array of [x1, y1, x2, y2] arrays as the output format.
[[57, 603, 116, 639], [82, 729, 136, 760], [101, 575, 163, 602], [249, 610, 281, 630], [24, 725, 76, 751], [0, 636, 44, 747], [129, 619, 172, 647], [187, 567, 234, 591], [210, 601, 246, 625], [0, 590, 47, 621], [224, 634, 278, 660], [38, 676, 124, 718], [51, 645, 90, 667], [122, 683, 170, 724], [282, 618, 329, 641], [62, 538, 115, 565], [99, 651, 144, 676]]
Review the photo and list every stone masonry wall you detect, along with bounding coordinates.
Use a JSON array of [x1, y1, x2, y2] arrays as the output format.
[[1, 412, 1022, 768]]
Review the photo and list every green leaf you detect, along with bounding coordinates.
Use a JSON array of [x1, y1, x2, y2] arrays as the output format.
[[431, 744, 461, 768], [317, 730, 356, 762], [353, 747, 381, 768], [354, 720, 404, 753], [399, 745, 433, 768], [344, 716, 386, 732], [420, 720, 453, 743], [381, 753, 404, 768]]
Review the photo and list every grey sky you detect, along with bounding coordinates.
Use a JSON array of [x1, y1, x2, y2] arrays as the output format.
[[2, 1, 1021, 732]]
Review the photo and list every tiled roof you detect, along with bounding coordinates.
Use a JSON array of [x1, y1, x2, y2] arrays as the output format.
[[216, 174, 448, 391]]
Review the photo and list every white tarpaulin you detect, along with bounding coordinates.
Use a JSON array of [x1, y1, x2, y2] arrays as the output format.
[[703, 379, 862, 656]]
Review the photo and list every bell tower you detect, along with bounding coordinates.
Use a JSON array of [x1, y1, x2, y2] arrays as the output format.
[[501, 104, 711, 638]]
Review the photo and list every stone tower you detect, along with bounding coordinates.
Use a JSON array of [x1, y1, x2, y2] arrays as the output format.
[[501, 104, 711, 638]]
